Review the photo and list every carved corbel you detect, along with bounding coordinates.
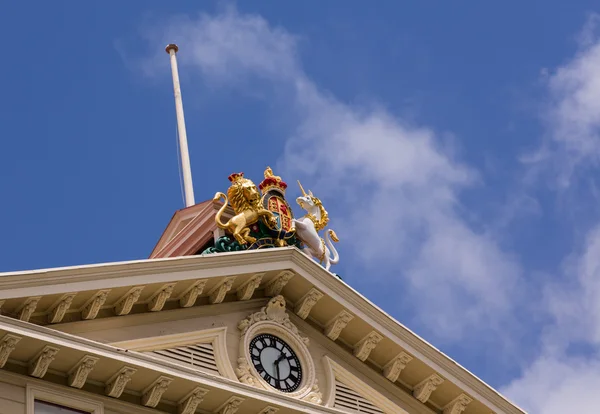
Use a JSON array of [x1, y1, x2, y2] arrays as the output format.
[[105, 366, 137, 398], [413, 374, 444, 403], [0, 334, 21, 368], [68, 355, 99, 388], [302, 380, 323, 405], [142, 376, 173, 407], [179, 280, 207, 308], [443, 394, 473, 414], [114, 286, 144, 316], [148, 283, 175, 312], [0, 300, 5, 314], [264, 270, 294, 296], [383, 351, 413, 382], [324, 310, 353, 341], [29, 346, 59, 378], [82, 289, 111, 320], [294, 288, 323, 319], [178, 387, 208, 414], [48, 293, 77, 323], [237, 273, 264, 301], [217, 396, 244, 414], [353, 331, 382, 362], [18, 296, 42, 322], [209, 277, 236, 304], [258, 407, 279, 414]]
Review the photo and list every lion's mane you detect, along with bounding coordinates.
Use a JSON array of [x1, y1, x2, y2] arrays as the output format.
[[227, 178, 262, 214]]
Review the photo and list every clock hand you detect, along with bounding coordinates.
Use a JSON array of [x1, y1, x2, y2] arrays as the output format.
[[275, 360, 281, 381], [274, 352, 286, 364]]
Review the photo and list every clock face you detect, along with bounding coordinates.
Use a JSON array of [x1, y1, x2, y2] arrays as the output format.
[[249, 333, 302, 392]]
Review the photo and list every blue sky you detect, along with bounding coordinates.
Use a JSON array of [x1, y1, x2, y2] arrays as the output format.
[[2, 2, 600, 412]]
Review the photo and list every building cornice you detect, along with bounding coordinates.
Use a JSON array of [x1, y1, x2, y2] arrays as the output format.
[[0, 248, 525, 414]]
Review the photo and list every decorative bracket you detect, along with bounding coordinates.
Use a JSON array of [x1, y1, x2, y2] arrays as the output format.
[[443, 393, 473, 414], [294, 288, 323, 320], [209, 277, 236, 304], [217, 396, 244, 414], [48, 293, 77, 323], [178, 386, 209, 414], [264, 270, 294, 296], [142, 376, 173, 407], [324, 310, 353, 341], [18, 296, 41, 322], [68, 355, 99, 389], [148, 283, 175, 312], [258, 407, 279, 414], [413, 373, 444, 403], [29, 346, 59, 378], [236, 273, 264, 301], [105, 366, 137, 398], [179, 280, 207, 308], [0, 334, 21, 368], [114, 286, 144, 316], [353, 331, 382, 362], [82, 289, 111, 320], [383, 351, 413, 383]]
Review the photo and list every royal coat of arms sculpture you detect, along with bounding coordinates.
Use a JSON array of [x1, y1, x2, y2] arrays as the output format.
[[203, 167, 340, 272]]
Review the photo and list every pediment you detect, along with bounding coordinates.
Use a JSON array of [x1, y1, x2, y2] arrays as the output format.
[[150, 200, 234, 258], [0, 249, 524, 414]]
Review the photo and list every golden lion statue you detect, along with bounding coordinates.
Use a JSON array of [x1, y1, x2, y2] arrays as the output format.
[[214, 173, 277, 245]]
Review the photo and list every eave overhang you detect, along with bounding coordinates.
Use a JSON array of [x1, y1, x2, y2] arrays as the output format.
[[0, 315, 340, 413], [0, 248, 525, 414]]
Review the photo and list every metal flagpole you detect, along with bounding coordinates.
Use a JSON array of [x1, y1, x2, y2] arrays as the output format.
[[165, 44, 195, 207]]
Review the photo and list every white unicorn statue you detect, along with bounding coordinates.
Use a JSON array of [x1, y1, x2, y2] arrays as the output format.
[[292, 181, 340, 271]]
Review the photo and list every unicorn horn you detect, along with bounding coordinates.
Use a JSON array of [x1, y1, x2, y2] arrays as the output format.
[[297, 180, 307, 196]]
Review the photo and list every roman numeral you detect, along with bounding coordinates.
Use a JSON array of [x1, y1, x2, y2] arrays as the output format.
[[286, 378, 294, 387], [275, 341, 283, 350]]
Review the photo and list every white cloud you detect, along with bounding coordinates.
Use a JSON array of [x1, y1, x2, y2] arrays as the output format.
[[503, 224, 600, 413], [149, 7, 523, 342], [503, 15, 600, 412], [527, 13, 600, 187]]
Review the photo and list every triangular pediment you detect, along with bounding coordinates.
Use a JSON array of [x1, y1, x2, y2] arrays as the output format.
[[150, 200, 235, 258], [0, 249, 523, 414]]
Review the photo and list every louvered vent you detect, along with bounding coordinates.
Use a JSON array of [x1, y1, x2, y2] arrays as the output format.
[[146, 343, 219, 375], [334, 380, 385, 414]]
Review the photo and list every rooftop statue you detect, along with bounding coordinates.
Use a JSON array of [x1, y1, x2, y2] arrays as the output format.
[[205, 168, 339, 273], [293, 181, 340, 271], [213, 173, 278, 246]]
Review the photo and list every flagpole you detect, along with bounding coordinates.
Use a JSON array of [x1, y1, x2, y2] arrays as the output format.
[[165, 44, 195, 207]]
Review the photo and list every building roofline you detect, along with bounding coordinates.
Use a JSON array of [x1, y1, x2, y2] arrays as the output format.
[[0, 248, 525, 413]]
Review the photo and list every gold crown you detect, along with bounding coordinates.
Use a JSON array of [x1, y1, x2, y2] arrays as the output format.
[[259, 167, 288, 194], [228, 172, 245, 183]]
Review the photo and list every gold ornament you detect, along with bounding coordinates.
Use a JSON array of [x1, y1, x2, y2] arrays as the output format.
[[214, 173, 278, 245], [297, 181, 330, 232]]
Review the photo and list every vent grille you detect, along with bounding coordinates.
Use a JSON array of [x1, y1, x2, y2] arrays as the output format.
[[334, 380, 385, 414], [146, 342, 219, 375]]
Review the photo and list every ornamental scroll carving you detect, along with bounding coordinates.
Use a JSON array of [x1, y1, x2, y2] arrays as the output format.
[[236, 296, 319, 403], [237, 295, 309, 346]]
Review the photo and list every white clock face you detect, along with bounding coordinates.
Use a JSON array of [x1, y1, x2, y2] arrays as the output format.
[[249, 333, 302, 392]]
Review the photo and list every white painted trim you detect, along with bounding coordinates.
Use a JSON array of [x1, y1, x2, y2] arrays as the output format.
[[110, 327, 237, 380], [26, 383, 104, 414], [322, 356, 409, 414], [0, 316, 345, 414], [0, 248, 525, 414]]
